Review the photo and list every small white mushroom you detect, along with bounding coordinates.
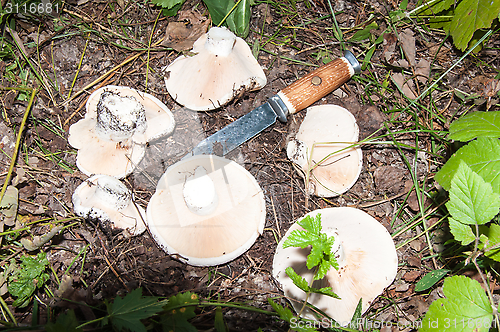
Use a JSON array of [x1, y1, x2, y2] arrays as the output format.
[[68, 86, 175, 178], [273, 207, 398, 325], [73, 174, 146, 236], [146, 155, 266, 266], [287, 104, 362, 197], [165, 26, 267, 111]]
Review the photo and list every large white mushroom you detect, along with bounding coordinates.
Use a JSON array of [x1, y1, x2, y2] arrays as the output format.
[[273, 207, 398, 325], [146, 155, 266, 266], [73, 174, 146, 236], [287, 104, 362, 197], [164, 26, 267, 111], [68, 86, 175, 178]]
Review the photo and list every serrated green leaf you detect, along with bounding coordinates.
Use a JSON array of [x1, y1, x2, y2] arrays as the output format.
[[479, 224, 500, 262], [435, 137, 500, 193], [307, 238, 330, 269], [415, 269, 450, 292], [449, 111, 500, 141], [420, 276, 493, 331], [450, 0, 500, 51], [298, 214, 322, 236], [46, 310, 82, 332], [150, 0, 184, 9], [446, 161, 500, 225], [448, 218, 475, 245], [309, 285, 340, 299], [107, 288, 164, 332], [285, 267, 310, 293], [283, 229, 316, 249], [161, 292, 199, 332], [268, 298, 294, 322], [7, 252, 49, 308]]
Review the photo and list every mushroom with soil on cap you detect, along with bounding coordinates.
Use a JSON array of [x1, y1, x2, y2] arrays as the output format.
[[164, 26, 267, 111], [146, 155, 266, 266], [272, 207, 398, 325], [68, 85, 175, 179], [73, 174, 146, 236], [287, 104, 362, 197]]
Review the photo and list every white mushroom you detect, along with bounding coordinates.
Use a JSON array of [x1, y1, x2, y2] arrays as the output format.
[[146, 155, 266, 266], [273, 207, 398, 325], [164, 26, 267, 111], [287, 104, 362, 197], [73, 174, 146, 236], [68, 85, 175, 178]]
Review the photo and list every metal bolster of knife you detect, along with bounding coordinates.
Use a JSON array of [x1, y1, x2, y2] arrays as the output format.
[[268, 94, 289, 123]]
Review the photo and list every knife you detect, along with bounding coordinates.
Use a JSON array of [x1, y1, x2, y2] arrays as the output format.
[[186, 50, 361, 157]]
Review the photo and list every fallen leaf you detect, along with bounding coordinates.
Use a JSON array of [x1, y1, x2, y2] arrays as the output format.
[[415, 59, 430, 84], [399, 28, 416, 66], [383, 33, 397, 64], [162, 12, 210, 52], [392, 72, 418, 99]]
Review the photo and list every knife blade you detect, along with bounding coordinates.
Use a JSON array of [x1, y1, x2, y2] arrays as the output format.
[[186, 50, 361, 158]]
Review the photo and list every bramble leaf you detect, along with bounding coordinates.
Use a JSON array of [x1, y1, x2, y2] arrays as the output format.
[[417, 0, 456, 15], [7, 252, 50, 308], [298, 214, 322, 236], [446, 161, 500, 225], [46, 310, 82, 332], [415, 269, 450, 292], [420, 276, 493, 331], [449, 111, 500, 141], [479, 224, 500, 262], [285, 267, 309, 293], [448, 218, 475, 245], [449, 0, 500, 51], [107, 288, 164, 332], [161, 292, 199, 332], [283, 229, 315, 249], [435, 137, 500, 193]]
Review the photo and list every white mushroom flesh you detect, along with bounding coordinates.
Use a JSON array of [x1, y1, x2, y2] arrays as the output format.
[[204, 26, 236, 57], [183, 166, 219, 215], [95, 91, 147, 141]]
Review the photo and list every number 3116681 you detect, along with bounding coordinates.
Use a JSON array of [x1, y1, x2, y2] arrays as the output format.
[[4, 1, 60, 15]]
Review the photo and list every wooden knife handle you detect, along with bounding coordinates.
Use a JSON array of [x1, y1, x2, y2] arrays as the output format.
[[277, 55, 357, 114]]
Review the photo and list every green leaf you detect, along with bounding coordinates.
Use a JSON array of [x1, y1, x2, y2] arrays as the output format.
[[268, 298, 294, 322], [435, 137, 500, 193], [349, 22, 378, 42], [150, 0, 185, 9], [415, 269, 450, 292], [283, 229, 315, 249], [420, 276, 493, 331], [107, 288, 164, 332], [448, 218, 475, 245], [298, 214, 322, 236], [161, 292, 199, 332], [449, 0, 500, 51], [416, 0, 455, 15], [226, 0, 251, 38], [479, 224, 500, 262], [214, 307, 227, 332], [449, 111, 500, 141], [285, 267, 310, 293], [446, 161, 500, 225], [7, 252, 50, 308], [46, 310, 83, 332], [202, 0, 251, 37]]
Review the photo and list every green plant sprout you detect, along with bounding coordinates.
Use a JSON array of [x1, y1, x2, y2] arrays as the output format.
[[420, 111, 500, 331]]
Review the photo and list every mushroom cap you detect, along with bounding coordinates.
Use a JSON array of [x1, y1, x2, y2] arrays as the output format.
[[287, 105, 362, 197], [68, 86, 175, 178], [165, 26, 267, 111], [73, 174, 146, 236], [146, 155, 266, 266], [272, 207, 398, 325]]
